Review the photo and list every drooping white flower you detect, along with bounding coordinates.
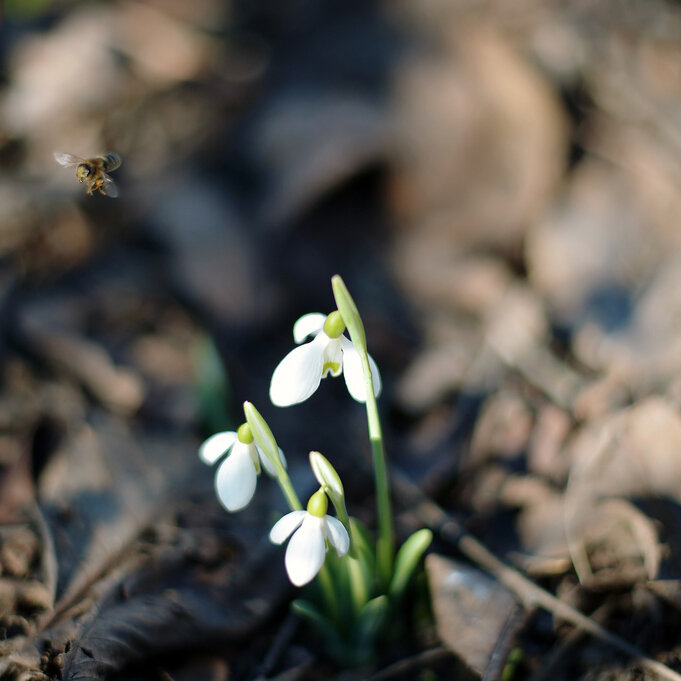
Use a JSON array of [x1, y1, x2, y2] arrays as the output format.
[[199, 423, 285, 512], [270, 312, 381, 407], [270, 489, 350, 586]]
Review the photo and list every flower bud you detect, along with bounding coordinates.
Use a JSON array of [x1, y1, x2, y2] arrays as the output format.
[[243, 401, 281, 472], [309, 451, 344, 502], [331, 275, 366, 353], [309, 451, 351, 552]]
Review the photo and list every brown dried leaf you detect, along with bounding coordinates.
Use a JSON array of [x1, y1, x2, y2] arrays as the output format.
[[526, 159, 651, 326], [498, 398, 679, 583], [426, 553, 521, 677], [390, 22, 567, 249]]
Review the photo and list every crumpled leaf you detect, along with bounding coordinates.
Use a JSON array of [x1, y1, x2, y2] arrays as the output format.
[[16, 291, 145, 416], [2, 407, 290, 680], [502, 398, 678, 584], [389, 21, 567, 249], [426, 553, 522, 677], [252, 93, 390, 226], [37, 414, 198, 600], [61, 552, 288, 681], [526, 159, 651, 328]]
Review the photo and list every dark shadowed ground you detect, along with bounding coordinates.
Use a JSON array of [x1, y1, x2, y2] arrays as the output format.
[[2, 1, 681, 679]]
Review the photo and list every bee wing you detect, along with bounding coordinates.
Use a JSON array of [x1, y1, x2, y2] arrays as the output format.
[[101, 173, 119, 198], [54, 152, 84, 167]]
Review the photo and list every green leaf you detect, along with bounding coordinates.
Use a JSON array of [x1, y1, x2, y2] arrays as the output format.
[[292, 599, 346, 653], [192, 334, 233, 434], [354, 595, 389, 650], [350, 518, 376, 577], [389, 528, 433, 600], [5, 0, 52, 19], [346, 555, 372, 615]]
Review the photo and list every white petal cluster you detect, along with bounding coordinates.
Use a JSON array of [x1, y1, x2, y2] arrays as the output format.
[[199, 430, 284, 512], [270, 313, 381, 407], [270, 509, 350, 586]]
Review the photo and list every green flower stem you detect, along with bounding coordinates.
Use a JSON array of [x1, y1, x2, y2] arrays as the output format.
[[277, 468, 303, 512], [331, 275, 394, 589], [362, 354, 394, 589]]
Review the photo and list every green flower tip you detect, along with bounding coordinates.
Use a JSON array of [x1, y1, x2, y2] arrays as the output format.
[[323, 311, 345, 339], [237, 422, 254, 444], [309, 451, 344, 500], [331, 275, 366, 352], [307, 488, 328, 518], [243, 401, 278, 461]]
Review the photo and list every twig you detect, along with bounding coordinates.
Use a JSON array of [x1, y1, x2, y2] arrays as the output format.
[[527, 601, 614, 681], [392, 468, 681, 681], [254, 612, 301, 680], [357, 646, 450, 681]]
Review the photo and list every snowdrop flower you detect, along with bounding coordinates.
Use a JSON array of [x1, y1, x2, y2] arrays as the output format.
[[270, 488, 350, 586], [199, 423, 285, 512], [270, 311, 381, 407]]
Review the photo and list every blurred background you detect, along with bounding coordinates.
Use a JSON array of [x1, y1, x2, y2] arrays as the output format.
[[2, 0, 681, 679]]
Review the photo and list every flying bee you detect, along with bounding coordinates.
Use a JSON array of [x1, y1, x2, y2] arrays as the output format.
[[54, 152, 122, 198]]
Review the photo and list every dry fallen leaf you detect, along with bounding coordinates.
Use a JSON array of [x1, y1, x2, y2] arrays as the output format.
[[390, 21, 567, 249], [426, 553, 522, 677]]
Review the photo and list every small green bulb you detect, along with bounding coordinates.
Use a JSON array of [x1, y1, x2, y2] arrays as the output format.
[[323, 311, 346, 339], [306, 488, 329, 518], [237, 422, 254, 444]]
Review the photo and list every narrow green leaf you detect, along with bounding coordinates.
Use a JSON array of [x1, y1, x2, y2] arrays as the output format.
[[354, 595, 389, 649], [350, 518, 376, 576], [292, 599, 345, 651], [346, 555, 371, 615], [192, 334, 233, 434], [389, 529, 433, 600]]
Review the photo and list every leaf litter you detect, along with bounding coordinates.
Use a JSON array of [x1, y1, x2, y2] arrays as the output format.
[[2, 0, 681, 680]]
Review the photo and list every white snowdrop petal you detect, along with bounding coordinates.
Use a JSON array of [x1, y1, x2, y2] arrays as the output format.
[[340, 339, 368, 402], [340, 337, 381, 402], [199, 431, 237, 465], [322, 337, 343, 377], [270, 510, 307, 544], [259, 446, 286, 477], [269, 337, 325, 407], [214, 443, 257, 512], [367, 351, 382, 397], [324, 516, 350, 556], [285, 516, 326, 586], [293, 313, 326, 344]]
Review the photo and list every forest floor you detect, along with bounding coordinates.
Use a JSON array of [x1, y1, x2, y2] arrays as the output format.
[[2, 1, 681, 680]]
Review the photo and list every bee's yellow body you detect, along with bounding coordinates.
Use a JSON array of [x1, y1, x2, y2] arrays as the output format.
[[54, 152, 122, 197]]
